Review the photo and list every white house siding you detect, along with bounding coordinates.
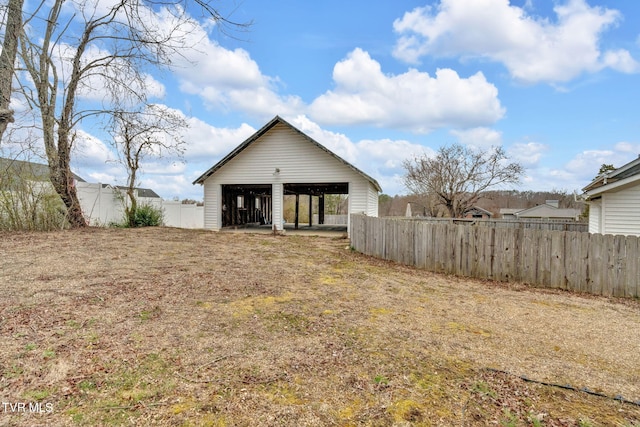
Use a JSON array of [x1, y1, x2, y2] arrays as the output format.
[[203, 182, 220, 229], [348, 180, 368, 215], [201, 122, 378, 231], [366, 183, 379, 216], [602, 185, 640, 236], [588, 200, 601, 234]]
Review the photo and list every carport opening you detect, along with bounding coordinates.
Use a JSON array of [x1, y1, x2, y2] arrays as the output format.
[[284, 183, 348, 230], [221, 184, 272, 227]]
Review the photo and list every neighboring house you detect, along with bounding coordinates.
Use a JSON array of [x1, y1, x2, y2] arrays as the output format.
[[0, 157, 86, 187], [193, 115, 381, 233], [582, 155, 640, 236], [463, 206, 493, 219], [499, 200, 581, 221]]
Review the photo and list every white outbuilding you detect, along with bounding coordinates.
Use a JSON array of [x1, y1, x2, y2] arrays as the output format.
[[582, 155, 640, 236], [193, 116, 381, 233]]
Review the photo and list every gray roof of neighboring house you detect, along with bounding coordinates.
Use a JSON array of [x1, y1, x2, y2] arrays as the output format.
[[102, 184, 161, 198], [465, 206, 493, 216], [0, 157, 86, 183], [192, 115, 382, 192], [514, 203, 581, 219]]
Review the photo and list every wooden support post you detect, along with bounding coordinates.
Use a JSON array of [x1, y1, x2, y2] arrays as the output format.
[[308, 194, 313, 227], [319, 194, 325, 225], [295, 193, 299, 229]]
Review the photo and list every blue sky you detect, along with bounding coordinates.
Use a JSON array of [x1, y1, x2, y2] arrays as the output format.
[[46, 0, 640, 198]]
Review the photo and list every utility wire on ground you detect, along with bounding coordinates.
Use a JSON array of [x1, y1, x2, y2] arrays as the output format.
[[484, 367, 640, 407]]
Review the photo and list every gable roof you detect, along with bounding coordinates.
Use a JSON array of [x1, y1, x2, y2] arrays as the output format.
[[514, 203, 581, 219], [192, 116, 382, 192], [102, 184, 161, 198], [464, 206, 493, 217], [0, 157, 86, 183], [582, 155, 640, 196]]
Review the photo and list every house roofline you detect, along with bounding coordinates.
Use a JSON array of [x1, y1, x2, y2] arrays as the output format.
[[583, 172, 640, 198], [582, 155, 640, 193], [0, 157, 86, 182], [192, 115, 382, 192]]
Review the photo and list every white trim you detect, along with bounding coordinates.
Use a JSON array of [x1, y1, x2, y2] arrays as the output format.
[[585, 173, 640, 198]]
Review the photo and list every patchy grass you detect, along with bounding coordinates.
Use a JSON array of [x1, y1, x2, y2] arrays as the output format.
[[0, 227, 639, 426]]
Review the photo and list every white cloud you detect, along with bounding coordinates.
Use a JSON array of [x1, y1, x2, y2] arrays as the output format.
[[519, 143, 640, 192], [141, 161, 186, 175], [451, 127, 503, 150], [288, 115, 430, 195], [88, 172, 121, 184], [355, 138, 432, 195], [182, 118, 256, 160], [356, 138, 429, 172], [566, 149, 620, 175], [507, 141, 548, 167], [393, 0, 640, 84], [141, 174, 194, 200], [73, 130, 118, 167], [308, 48, 505, 132], [613, 141, 640, 155], [288, 115, 359, 163], [170, 19, 302, 117]]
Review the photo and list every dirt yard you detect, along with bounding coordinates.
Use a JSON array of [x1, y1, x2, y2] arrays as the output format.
[[1, 227, 639, 426]]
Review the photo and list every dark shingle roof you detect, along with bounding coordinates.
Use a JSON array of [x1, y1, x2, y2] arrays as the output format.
[[102, 184, 161, 198]]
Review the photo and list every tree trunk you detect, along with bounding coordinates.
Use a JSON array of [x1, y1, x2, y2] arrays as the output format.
[[0, 0, 24, 142], [49, 127, 87, 227], [127, 188, 137, 227], [47, 153, 87, 228]]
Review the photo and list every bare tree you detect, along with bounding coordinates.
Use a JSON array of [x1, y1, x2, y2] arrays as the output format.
[[403, 143, 524, 218], [0, 0, 24, 142], [17, 0, 248, 227], [110, 105, 186, 227]]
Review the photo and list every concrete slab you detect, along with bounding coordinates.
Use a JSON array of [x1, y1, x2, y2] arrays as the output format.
[[220, 223, 348, 238]]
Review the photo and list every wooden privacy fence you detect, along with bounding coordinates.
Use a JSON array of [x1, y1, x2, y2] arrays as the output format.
[[408, 217, 588, 232], [350, 215, 639, 298]]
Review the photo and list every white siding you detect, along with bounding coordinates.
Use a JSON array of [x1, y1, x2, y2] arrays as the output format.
[[348, 180, 368, 215], [366, 183, 379, 216], [588, 200, 601, 234], [203, 181, 220, 229], [206, 123, 368, 184], [602, 185, 640, 236], [201, 123, 379, 230]]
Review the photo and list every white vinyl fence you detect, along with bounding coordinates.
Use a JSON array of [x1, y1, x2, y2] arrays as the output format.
[[77, 182, 203, 228], [311, 214, 348, 225], [162, 201, 204, 229]]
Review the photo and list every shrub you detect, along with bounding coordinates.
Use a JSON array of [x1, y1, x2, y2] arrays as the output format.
[[133, 204, 163, 227], [0, 181, 68, 231]]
